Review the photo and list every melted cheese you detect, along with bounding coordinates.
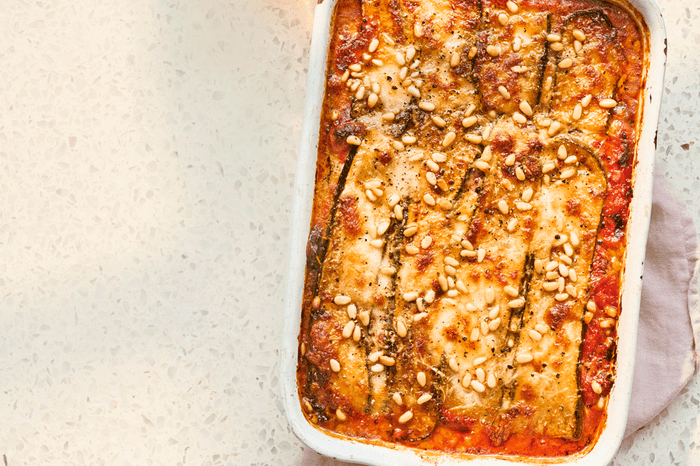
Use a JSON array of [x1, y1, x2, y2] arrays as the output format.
[[300, 0, 644, 454]]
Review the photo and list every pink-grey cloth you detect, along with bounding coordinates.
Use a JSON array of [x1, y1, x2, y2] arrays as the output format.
[[623, 169, 700, 437], [299, 168, 700, 465]]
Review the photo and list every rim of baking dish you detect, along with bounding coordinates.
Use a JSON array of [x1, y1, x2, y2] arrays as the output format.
[[280, 0, 667, 463]]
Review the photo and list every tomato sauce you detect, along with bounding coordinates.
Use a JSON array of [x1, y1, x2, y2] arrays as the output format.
[[298, 0, 647, 458]]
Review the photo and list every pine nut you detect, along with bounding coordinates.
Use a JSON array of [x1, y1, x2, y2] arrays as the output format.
[[515, 201, 532, 211], [543, 281, 558, 292], [516, 353, 533, 364], [347, 135, 362, 145], [334, 295, 351, 305], [456, 279, 468, 293], [507, 218, 518, 232], [475, 160, 490, 171], [558, 58, 573, 68], [486, 45, 501, 57], [558, 145, 568, 160], [487, 373, 497, 388], [396, 319, 407, 337], [432, 152, 447, 163], [534, 259, 544, 274], [568, 269, 577, 282], [442, 131, 456, 147], [470, 327, 480, 342], [359, 311, 370, 326], [573, 103, 583, 120], [550, 42, 564, 51], [508, 298, 525, 308], [462, 116, 478, 128], [371, 363, 384, 373], [367, 93, 379, 108], [465, 134, 483, 144], [513, 112, 527, 124], [560, 168, 576, 179], [513, 37, 522, 52], [407, 85, 421, 98], [548, 120, 562, 136], [343, 321, 355, 338], [398, 410, 413, 423], [450, 51, 460, 68], [564, 242, 574, 256], [462, 373, 472, 387], [406, 46, 417, 61]]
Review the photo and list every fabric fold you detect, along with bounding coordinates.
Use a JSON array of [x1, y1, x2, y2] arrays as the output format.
[[622, 169, 700, 438]]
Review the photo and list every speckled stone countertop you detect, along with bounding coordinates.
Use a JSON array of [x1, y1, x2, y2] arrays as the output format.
[[0, 1, 696, 465]]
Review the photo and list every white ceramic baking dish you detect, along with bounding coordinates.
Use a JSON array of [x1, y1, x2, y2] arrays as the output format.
[[280, 0, 667, 463]]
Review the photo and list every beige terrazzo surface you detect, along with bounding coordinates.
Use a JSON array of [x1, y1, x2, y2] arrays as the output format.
[[0, 0, 698, 465]]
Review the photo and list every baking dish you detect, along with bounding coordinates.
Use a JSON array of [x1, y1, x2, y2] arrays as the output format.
[[280, 0, 666, 463]]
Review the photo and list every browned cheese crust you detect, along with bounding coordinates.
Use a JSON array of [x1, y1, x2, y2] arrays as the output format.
[[298, 0, 647, 457]]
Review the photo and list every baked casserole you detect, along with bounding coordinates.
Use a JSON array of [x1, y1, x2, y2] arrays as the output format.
[[297, 0, 648, 457]]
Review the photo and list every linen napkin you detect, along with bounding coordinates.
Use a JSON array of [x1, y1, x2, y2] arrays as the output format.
[[622, 168, 700, 438], [299, 168, 700, 465]]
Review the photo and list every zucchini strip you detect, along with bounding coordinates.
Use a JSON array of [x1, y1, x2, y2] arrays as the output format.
[[389, 139, 480, 440], [507, 139, 607, 438], [548, 10, 623, 133], [474, 0, 549, 115], [438, 119, 543, 426], [305, 131, 397, 419]]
